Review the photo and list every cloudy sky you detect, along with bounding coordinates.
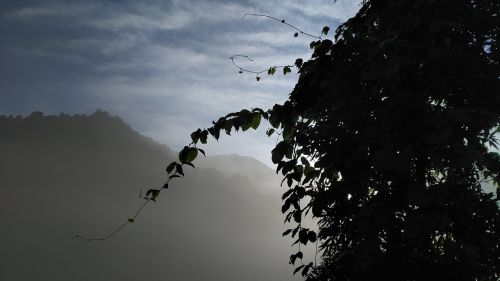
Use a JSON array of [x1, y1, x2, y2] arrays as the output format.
[[0, 0, 361, 165]]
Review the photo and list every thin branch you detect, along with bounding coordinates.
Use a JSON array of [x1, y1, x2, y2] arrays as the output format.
[[230, 55, 294, 77], [73, 199, 151, 242], [243, 13, 321, 40], [74, 169, 183, 242]]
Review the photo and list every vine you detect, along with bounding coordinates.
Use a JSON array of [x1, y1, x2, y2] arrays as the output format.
[[75, 12, 332, 278]]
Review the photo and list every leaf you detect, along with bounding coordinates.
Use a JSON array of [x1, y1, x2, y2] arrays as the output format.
[[299, 229, 309, 244], [300, 156, 309, 166], [197, 148, 206, 157], [150, 189, 160, 201], [256, 76, 260, 81], [272, 141, 289, 164], [184, 162, 195, 168], [282, 229, 293, 236], [295, 58, 303, 68], [310, 40, 320, 49], [269, 114, 280, 128], [294, 32, 298, 37], [241, 120, 251, 131], [169, 174, 180, 179], [282, 188, 293, 200], [293, 210, 302, 223], [283, 66, 292, 75], [166, 162, 177, 174], [308, 230, 317, 243], [302, 262, 313, 276], [199, 130, 208, 144], [162, 183, 169, 189], [266, 128, 275, 137], [128, 218, 135, 223], [250, 114, 261, 130], [190, 129, 199, 143], [293, 265, 305, 275], [322, 26, 330, 35], [268, 67, 276, 75], [179, 146, 198, 163], [175, 164, 184, 176]]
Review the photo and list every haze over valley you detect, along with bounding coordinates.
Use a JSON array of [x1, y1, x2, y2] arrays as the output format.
[[0, 111, 308, 281]]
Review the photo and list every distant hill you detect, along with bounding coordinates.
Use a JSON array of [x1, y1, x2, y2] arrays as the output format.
[[0, 111, 305, 281]]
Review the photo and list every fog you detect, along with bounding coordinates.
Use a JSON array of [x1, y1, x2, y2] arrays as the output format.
[[0, 111, 311, 281]]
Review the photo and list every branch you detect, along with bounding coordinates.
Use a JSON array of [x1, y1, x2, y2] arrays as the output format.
[[243, 13, 322, 40], [73, 168, 184, 242], [230, 55, 294, 79]]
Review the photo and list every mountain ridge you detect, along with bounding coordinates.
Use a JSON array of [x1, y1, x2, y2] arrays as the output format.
[[0, 110, 303, 281]]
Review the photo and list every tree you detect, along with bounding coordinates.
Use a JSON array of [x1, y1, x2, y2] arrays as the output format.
[[79, 1, 500, 280]]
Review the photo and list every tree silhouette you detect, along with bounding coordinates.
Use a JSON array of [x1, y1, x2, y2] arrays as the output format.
[[79, 1, 500, 280]]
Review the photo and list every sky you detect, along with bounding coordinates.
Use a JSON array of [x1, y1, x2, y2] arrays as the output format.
[[0, 0, 361, 166]]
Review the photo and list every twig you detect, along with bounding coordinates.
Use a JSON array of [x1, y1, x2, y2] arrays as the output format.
[[74, 169, 183, 242], [243, 13, 321, 40], [230, 55, 293, 77]]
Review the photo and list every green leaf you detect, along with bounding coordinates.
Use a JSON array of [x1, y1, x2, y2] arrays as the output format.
[[268, 67, 276, 75], [179, 146, 198, 163], [322, 26, 330, 35], [294, 32, 298, 37], [197, 148, 206, 157], [250, 114, 261, 130], [304, 166, 315, 176], [266, 128, 275, 137], [256, 76, 260, 81], [241, 120, 251, 131], [150, 189, 160, 201]]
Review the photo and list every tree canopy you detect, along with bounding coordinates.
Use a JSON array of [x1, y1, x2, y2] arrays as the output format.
[[188, 1, 500, 280], [81, 0, 500, 280]]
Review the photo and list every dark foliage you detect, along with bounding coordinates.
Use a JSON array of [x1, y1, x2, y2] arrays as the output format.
[[167, 1, 500, 280]]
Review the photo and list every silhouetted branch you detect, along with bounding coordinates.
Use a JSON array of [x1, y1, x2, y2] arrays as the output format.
[[74, 168, 184, 241], [243, 13, 322, 39]]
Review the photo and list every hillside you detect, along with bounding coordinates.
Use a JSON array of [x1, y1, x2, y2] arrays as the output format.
[[0, 111, 304, 281]]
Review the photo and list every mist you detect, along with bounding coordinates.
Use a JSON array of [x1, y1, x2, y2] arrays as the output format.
[[0, 111, 311, 281]]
